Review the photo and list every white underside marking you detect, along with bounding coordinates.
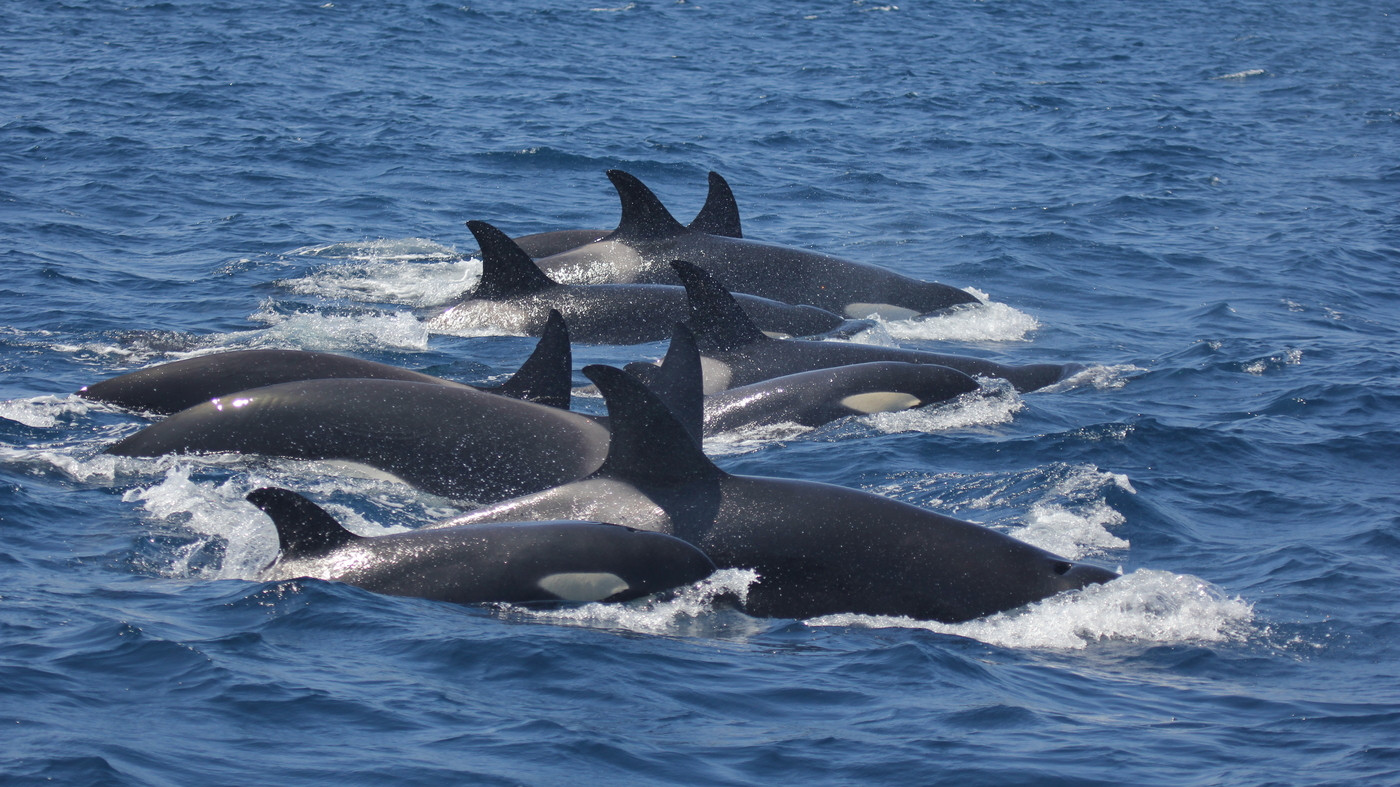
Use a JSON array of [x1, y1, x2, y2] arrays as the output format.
[[844, 302, 921, 321], [840, 392, 923, 414], [537, 572, 630, 601], [699, 356, 733, 394]]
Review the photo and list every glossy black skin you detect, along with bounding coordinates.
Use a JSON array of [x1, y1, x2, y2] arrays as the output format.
[[702, 361, 981, 433], [106, 379, 611, 503], [430, 366, 1118, 623], [77, 349, 463, 415], [250, 494, 715, 606], [533, 170, 979, 317]]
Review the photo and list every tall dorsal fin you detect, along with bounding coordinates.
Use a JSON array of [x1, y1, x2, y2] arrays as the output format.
[[246, 488, 360, 559], [605, 170, 688, 242], [687, 171, 743, 238], [643, 323, 704, 444], [497, 309, 572, 409], [467, 220, 558, 298], [670, 260, 769, 352], [583, 365, 722, 487]]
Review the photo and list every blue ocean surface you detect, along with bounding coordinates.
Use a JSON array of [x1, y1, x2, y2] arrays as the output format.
[[3, 0, 1399, 784]]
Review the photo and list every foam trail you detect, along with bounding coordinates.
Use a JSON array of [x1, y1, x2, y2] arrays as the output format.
[[0, 394, 95, 429], [245, 304, 432, 351], [808, 569, 1256, 650], [846, 288, 1040, 344], [282, 240, 479, 307]]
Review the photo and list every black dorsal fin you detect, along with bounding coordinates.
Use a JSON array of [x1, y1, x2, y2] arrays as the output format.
[[497, 309, 572, 409], [605, 170, 688, 242], [687, 171, 742, 238], [583, 365, 722, 487], [644, 323, 705, 444], [467, 220, 558, 298], [670, 260, 769, 352], [246, 488, 360, 559]]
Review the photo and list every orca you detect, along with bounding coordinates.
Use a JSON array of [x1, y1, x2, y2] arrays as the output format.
[[530, 170, 981, 318], [79, 310, 575, 415], [427, 364, 1118, 622], [630, 261, 1078, 394], [427, 220, 843, 345], [636, 321, 981, 436], [510, 171, 741, 259], [246, 488, 715, 605], [106, 378, 611, 503], [704, 361, 981, 433]]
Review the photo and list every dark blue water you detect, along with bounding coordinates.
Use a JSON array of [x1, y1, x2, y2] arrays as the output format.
[[4, 1, 1399, 784]]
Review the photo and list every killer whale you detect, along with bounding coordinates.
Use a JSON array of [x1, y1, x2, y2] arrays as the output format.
[[246, 488, 715, 605], [106, 377, 611, 503], [427, 220, 843, 345], [79, 310, 575, 415], [630, 261, 1078, 394], [509, 171, 742, 259], [531, 170, 981, 318], [429, 363, 1118, 623], [639, 321, 982, 436]]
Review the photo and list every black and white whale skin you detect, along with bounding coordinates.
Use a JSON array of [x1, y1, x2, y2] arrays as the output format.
[[106, 378, 611, 503], [78, 311, 575, 415], [531, 170, 981, 318], [429, 365, 1118, 623], [632, 260, 1079, 395], [428, 220, 843, 345], [246, 488, 715, 605], [634, 321, 982, 437], [703, 362, 981, 433], [508, 171, 742, 259]]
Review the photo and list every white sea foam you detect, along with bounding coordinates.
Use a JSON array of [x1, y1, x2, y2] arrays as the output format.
[[865, 289, 1041, 343], [1213, 68, 1267, 80], [808, 569, 1256, 650], [244, 304, 432, 352], [0, 394, 95, 429], [281, 247, 479, 308]]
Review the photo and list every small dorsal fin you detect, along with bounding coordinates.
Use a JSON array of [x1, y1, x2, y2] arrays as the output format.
[[246, 488, 360, 559], [605, 170, 688, 242], [643, 323, 704, 444], [497, 309, 572, 409], [687, 171, 742, 238], [670, 260, 769, 352], [467, 220, 558, 298], [583, 365, 721, 487]]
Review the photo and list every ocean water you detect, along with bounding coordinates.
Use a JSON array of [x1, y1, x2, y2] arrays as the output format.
[[3, 0, 1399, 784]]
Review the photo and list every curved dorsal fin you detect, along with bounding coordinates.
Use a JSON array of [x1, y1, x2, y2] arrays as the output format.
[[605, 170, 688, 242], [670, 260, 769, 352], [643, 323, 704, 444], [246, 488, 360, 559], [583, 365, 721, 487], [467, 220, 558, 298], [687, 171, 742, 238], [497, 309, 572, 409]]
